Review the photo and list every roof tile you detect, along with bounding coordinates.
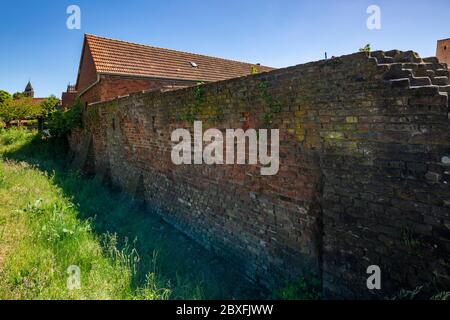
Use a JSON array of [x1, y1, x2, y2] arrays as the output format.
[[85, 34, 275, 82]]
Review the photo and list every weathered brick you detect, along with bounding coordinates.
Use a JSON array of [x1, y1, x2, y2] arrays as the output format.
[[70, 50, 450, 299]]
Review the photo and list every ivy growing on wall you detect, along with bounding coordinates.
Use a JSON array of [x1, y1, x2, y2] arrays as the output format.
[[178, 82, 224, 125], [178, 82, 205, 123]]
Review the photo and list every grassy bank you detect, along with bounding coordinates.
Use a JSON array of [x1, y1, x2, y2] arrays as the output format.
[[0, 128, 169, 299], [0, 128, 264, 300]]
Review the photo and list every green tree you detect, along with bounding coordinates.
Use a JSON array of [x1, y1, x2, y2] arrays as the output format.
[[0, 97, 43, 126], [47, 97, 82, 137], [40, 95, 60, 119], [0, 90, 11, 105], [12, 92, 26, 100]]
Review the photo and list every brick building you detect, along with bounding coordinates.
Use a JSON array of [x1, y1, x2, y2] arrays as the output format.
[[70, 34, 274, 105], [436, 38, 450, 67], [61, 84, 77, 109]]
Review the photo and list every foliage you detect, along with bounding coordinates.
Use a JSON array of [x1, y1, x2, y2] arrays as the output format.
[[0, 92, 60, 127], [12, 92, 26, 100], [431, 291, 450, 300], [389, 286, 450, 300], [390, 286, 423, 300], [46, 98, 82, 138], [0, 90, 11, 105], [0, 127, 35, 149], [258, 80, 282, 126], [0, 165, 169, 299], [40, 95, 60, 119], [272, 276, 322, 300], [359, 44, 371, 54], [179, 82, 206, 124], [0, 97, 43, 125], [0, 129, 168, 300]]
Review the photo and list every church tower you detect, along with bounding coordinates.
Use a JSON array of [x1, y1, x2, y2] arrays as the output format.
[[23, 81, 34, 98]]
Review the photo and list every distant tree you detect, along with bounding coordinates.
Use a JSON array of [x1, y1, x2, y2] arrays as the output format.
[[0, 90, 11, 105], [0, 97, 43, 126], [12, 92, 26, 100]]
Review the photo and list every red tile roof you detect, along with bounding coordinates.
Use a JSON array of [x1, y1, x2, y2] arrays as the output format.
[[31, 98, 46, 105], [84, 34, 275, 82]]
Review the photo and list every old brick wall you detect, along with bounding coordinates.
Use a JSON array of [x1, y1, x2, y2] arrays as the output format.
[[70, 51, 450, 298], [321, 51, 450, 298]]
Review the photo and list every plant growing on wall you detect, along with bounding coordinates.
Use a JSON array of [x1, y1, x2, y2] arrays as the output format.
[[250, 65, 259, 75], [258, 80, 282, 126], [183, 82, 206, 123], [179, 82, 223, 125], [359, 43, 371, 54]]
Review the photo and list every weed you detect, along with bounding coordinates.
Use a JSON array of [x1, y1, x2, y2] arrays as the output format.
[[272, 276, 322, 300]]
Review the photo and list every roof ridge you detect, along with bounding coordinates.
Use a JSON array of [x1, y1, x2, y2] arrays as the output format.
[[84, 34, 272, 68]]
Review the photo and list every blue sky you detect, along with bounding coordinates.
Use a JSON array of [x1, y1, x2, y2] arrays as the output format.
[[0, 0, 449, 97]]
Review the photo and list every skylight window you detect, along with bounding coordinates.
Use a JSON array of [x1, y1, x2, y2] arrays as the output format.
[[190, 62, 198, 68]]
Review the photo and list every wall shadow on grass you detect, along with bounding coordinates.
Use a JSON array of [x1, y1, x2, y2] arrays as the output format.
[[4, 134, 267, 300]]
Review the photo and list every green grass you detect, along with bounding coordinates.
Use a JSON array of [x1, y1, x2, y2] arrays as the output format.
[[272, 276, 322, 300], [0, 129, 169, 299], [0, 128, 264, 300]]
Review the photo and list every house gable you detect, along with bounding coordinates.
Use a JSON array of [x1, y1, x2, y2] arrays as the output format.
[[76, 39, 98, 94]]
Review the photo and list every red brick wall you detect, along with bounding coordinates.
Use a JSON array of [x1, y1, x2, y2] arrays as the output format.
[[437, 39, 450, 67], [80, 74, 198, 105], [79, 81, 102, 106], [70, 51, 450, 298], [61, 92, 77, 109]]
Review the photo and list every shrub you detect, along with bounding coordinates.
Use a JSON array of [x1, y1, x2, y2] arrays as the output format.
[[40, 96, 60, 119], [0, 90, 11, 105], [0, 127, 34, 147], [47, 98, 82, 138]]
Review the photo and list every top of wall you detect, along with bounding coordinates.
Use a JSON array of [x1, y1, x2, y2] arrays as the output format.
[[88, 49, 448, 109]]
